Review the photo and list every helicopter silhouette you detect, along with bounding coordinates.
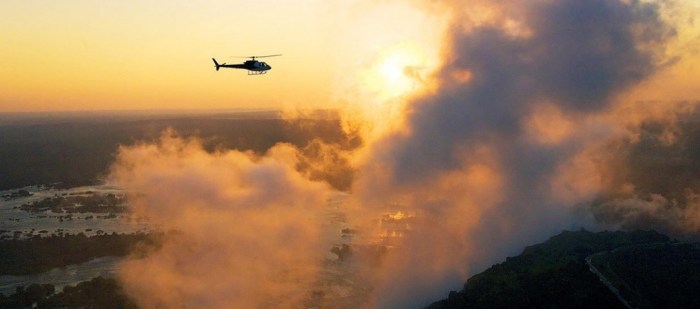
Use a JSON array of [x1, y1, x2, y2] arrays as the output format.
[[212, 54, 281, 75]]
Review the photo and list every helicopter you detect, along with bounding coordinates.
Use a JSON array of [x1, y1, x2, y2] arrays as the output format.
[[212, 54, 281, 75]]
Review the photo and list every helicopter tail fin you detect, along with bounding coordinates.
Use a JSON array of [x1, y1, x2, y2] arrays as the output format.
[[212, 58, 220, 71]]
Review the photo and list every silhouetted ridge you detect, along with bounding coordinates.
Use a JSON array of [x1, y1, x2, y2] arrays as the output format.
[[429, 230, 679, 309]]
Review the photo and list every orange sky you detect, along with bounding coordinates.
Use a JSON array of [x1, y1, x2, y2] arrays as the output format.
[[0, 0, 445, 112], [2, 1, 698, 113]]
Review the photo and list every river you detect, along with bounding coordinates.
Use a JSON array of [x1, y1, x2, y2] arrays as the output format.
[[1, 185, 151, 239], [0, 185, 146, 296], [0, 256, 121, 296]]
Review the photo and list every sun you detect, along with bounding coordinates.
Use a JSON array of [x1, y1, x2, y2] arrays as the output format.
[[377, 53, 414, 97], [344, 44, 439, 140], [364, 45, 430, 102]]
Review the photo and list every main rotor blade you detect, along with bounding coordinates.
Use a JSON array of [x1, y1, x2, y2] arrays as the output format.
[[230, 54, 282, 59], [255, 54, 282, 58]]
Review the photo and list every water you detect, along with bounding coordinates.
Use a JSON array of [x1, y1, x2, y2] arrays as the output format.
[[0, 189, 379, 305], [0, 185, 147, 296], [0, 256, 121, 296], [0, 185, 151, 239]]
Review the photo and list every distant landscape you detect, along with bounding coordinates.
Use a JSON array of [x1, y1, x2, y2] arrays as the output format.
[[0, 111, 359, 306], [2, 111, 700, 308], [0, 110, 357, 191]]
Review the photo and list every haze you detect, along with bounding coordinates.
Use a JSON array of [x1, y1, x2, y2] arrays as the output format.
[[3, 0, 700, 308]]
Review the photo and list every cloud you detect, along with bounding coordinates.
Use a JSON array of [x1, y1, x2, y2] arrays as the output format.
[[346, 0, 689, 307], [591, 106, 700, 235], [108, 130, 331, 308], [106, 1, 700, 308], [591, 189, 700, 235]]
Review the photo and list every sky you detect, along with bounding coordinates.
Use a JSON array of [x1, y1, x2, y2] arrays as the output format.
[[98, 1, 700, 308], [5, 0, 700, 307], [1, 0, 444, 112]]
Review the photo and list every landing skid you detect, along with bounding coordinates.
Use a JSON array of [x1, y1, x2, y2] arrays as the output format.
[[248, 70, 267, 75]]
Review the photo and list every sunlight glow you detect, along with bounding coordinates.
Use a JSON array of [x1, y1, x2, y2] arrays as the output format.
[[345, 43, 437, 140], [365, 46, 427, 102]]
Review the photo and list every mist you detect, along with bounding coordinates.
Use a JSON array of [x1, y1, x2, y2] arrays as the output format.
[[108, 130, 332, 308], [348, 0, 688, 307], [106, 0, 700, 308]]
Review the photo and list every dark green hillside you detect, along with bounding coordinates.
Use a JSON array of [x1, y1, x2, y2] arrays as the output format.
[[591, 243, 700, 308], [429, 230, 671, 309]]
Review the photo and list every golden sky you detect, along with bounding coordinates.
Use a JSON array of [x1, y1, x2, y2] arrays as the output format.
[[0, 0, 444, 112], [2, 1, 698, 113]]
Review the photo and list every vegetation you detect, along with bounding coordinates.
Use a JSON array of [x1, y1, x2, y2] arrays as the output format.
[[592, 243, 700, 308], [1, 189, 32, 201], [4, 229, 700, 308], [0, 276, 137, 309], [19, 193, 127, 214], [0, 233, 155, 275], [428, 230, 672, 309]]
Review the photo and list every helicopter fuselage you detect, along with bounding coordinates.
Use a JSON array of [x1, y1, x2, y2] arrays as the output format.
[[212, 58, 272, 74]]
